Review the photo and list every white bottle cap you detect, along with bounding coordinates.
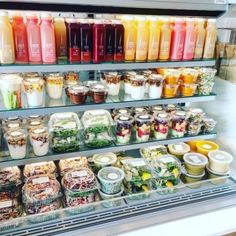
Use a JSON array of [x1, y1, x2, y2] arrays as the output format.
[[0, 11, 8, 17], [175, 18, 184, 23], [41, 12, 52, 18], [185, 18, 194, 22], [208, 18, 216, 23], [135, 16, 146, 21], [197, 18, 205, 22], [121, 15, 134, 21]]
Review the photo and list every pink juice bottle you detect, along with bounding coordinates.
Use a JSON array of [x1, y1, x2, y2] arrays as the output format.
[[183, 18, 197, 60], [26, 13, 42, 64], [40, 13, 56, 64], [170, 18, 186, 61]]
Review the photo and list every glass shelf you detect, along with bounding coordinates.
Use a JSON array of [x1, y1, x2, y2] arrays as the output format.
[[0, 59, 216, 73], [0, 133, 216, 168]]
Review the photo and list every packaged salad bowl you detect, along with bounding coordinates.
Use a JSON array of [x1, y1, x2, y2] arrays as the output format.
[[140, 145, 168, 162]]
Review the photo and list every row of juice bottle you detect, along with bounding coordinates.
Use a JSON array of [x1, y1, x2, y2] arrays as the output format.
[[0, 12, 217, 65]]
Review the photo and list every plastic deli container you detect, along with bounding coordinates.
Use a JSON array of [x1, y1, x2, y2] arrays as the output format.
[[153, 113, 169, 140], [180, 68, 199, 83], [182, 169, 205, 189], [102, 72, 121, 96], [93, 153, 117, 169], [112, 108, 132, 118], [90, 84, 108, 104], [124, 71, 137, 94], [82, 110, 114, 148], [170, 111, 186, 138], [59, 157, 88, 176], [151, 105, 164, 115], [0, 166, 21, 186], [134, 114, 152, 142], [148, 74, 163, 99], [30, 127, 49, 156], [97, 167, 125, 194], [6, 130, 27, 159], [140, 145, 168, 162], [196, 141, 219, 156], [168, 143, 190, 160], [68, 85, 89, 104], [0, 74, 23, 109], [201, 117, 217, 134], [163, 69, 181, 84], [206, 165, 229, 185], [23, 162, 57, 178], [183, 152, 208, 175], [186, 108, 204, 136], [142, 70, 152, 94], [115, 114, 134, 144], [23, 77, 44, 107], [186, 140, 201, 151], [208, 150, 233, 174], [165, 104, 180, 114], [44, 73, 64, 99], [130, 75, 145, 100], [133, 107, 149, 115], [179, 83, 197, 97], [163, 83, 179, 98]]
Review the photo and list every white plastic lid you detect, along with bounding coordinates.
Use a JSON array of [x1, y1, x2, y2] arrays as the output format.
[[185, 18, 194, 22], [98, 167, 124, 182], [135, 16, 146, 21], [93, 153, 117, 166], [206, 164, 230, 176], [168, 143, 190, 153], [183, 152, 208, 166], [175, 18, 184, 23], [197, 18, 205, 22], [41, 12, 52, 18], [121, 15, 134, 21], [208, 150, 233, 164], [208, 18, 216, 23]]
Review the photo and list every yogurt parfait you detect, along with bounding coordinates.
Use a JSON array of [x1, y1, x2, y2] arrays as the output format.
[[23, 77, 44, 107], [7, 130, 27, 159], [153, 113, 169, 140], [102, 72, 121, 96], [148, 74, 163, 99], [130, 75, 145, 100], [142, 70, 153, 93], [30, 127, 49, 156], [170, 111, 187, 138], [115, 114, 134, 144], [124, 71, 137, 94], [45, 73, 64, 99], [134, 114, 152, 142]]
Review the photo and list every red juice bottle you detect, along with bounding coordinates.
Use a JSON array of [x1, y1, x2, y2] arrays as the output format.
[[80, 19, 92, 63], [12, 14, 29, 64], [104, 20, 115, 62], [66, 18, 80, 63], [93, 20, 106, 63], [113, 20, 124, 63]]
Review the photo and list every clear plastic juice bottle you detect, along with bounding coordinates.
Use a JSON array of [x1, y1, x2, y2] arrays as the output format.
[[203, 19, 217, 59], [0, 12, 15, 64], [183, 18, 197, 60], [54, 17, 68, 64], [113, 20, 124, 63], [194, 18, 206, 59], [147, 16, 161, 61], [159, 18, 172, 60], [170, 18, 186, 61], [122, 15, 136, 62], [40, 13, 56, 64], [26, 13, 42, 64], [105, 20, 115, 62], [12, 14, 29, 64], [135, 16, 149, 62]]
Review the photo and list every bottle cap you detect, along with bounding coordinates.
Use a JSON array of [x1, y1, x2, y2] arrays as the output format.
[[0, 11, 8, 17], [208, 18, 216, 23], [41, 12, 52, 18]]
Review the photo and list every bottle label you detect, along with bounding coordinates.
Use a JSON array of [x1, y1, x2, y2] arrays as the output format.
[[0, 44, 14, 63], [81, 30, 92, 62], [69, 47, 80, 62], [31, 43, 41, 58]]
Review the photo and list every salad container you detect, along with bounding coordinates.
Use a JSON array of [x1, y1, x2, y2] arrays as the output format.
[[130, 75, 145, 100], [124, 71, 137, 94], [208, 150, 233, 174], [170, 111, 187, 138], [23, 162, 57, 178], [140, 145, 168, 162], [168, 143, 190, 160], [148, 74, 163, 99], [163, 83, 179, 98], [206, 165, 229, 185], [68, 85, 89, 104], [59, 157, 88, 176], [153, 113, 169, 140], [6, 130, 26, 159], [0, 166, 21, 187], [90, 84, 108, 104], [201, 117, 217, 134], [102, 72, 121, 96], [30, 127, 49, 156], [0, 74, 23, 109], [97, 167, 125, 194], [44, 73, 64, 99], [196, 141, 219, 156], [23, 77, 44, 107], [115, 114, 134, 144], [183, 152, 208, 175], [134, 114, 152, 142], [93, 153, 117, 169]]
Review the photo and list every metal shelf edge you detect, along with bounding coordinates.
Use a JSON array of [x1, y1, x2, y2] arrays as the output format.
[[0, 133, 216, 168]]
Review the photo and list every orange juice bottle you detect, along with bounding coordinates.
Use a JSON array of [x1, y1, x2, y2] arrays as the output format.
[[122, 15, 136, 62], [135, 16, 149, 62], [147, 16, 161, 61], [159, 18, 172, 60], [203, 19, 217, 59], [0, 12, 15, 64], [194, 18, 206, 59]]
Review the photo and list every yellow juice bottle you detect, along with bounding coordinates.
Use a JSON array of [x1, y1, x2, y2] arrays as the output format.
[[135, 16, 149, 62], [203, 19, 217, 59], [0, 12, 15, 64], [147, 16, 161, 61], [159, 18, 172, 60], [194, 18, 206, 59], [122, 15, 136, 62]]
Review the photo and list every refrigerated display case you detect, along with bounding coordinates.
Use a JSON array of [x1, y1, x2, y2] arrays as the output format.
[[0, 1, 236, 236]]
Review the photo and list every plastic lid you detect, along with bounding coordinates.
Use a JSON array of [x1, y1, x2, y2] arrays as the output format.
[[175, 18, 184, 23], [182, 167, 205, 178], [0, 12, 8, 17], [10, 130, 23, 137], [121, 15, 134, 21], [208, 18, 216, 23], [152, 106, 163, 112], [188, 108, 204, 114], [98, 167, 124, 183], [41, 12, 52, 18], [168, 143, 190, 153], [83, 80, 100, 88], [133, 75, 145, 81], [208, 150, 233, 164], [32, 128, 47, 135], [90, 84, 108, 92], [135, 16, 146, 21], [158, 154, 180, 165], [156, 113, 168, 119], [93, 153, 117, 166], [149, 74, 163, 80], [126, 71, 137, 76], [183, 152, 208, 166], [175, 111, 186, 116], [68, 85, 89, 94], [135, 114, 152, 121], [206, 164, 230, 176], [134, 107, 146, 114]]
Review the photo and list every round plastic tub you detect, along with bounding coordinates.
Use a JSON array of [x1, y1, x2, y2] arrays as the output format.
[[196, 141, 219, 156], [208, 150, 233, 174], [168, 143, 190, 160], [182, 170, 205, 189], [206, 165, 229, 185], [183, 152, 208, 175], [186, 140, 201, 151], [93, 153, 117, 169]]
